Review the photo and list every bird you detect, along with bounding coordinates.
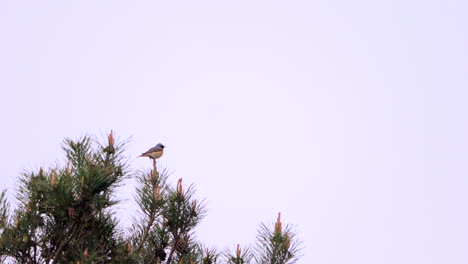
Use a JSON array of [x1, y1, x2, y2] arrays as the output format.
[[139, 143, 165, 161]]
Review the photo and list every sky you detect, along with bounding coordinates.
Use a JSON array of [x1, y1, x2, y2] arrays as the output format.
[[1, 0, 467, 263]]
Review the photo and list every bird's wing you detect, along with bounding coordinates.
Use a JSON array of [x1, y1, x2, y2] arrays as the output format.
[[144, 145, 162, 154]]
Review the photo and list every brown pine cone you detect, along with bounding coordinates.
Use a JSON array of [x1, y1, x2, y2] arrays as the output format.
[[175, 238, 188, 252]]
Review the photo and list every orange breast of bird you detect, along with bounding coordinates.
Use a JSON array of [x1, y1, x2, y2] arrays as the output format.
[[147, 150, 163, 159]]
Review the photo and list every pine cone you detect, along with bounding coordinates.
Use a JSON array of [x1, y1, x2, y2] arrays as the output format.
[[155, 247, 166, 261], [175, 238, 188, 252]]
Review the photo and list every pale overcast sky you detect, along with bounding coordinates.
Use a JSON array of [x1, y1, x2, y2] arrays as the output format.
[[1, 1, 467, 263]]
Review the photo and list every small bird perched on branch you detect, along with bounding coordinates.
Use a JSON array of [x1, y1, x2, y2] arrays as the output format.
[[139, 143, 165, 163]]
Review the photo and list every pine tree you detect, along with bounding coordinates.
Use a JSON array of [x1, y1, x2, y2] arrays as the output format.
[[0, 132, 302, 264]]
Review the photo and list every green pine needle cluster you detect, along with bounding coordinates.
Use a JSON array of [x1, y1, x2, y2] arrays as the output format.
[[0, 132, 302, 264]]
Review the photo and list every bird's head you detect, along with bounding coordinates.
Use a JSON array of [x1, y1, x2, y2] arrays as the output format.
[[157, 143, 165, 149]]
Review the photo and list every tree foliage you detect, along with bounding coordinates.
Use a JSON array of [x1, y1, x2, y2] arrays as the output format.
[[0, 132, 302, 264]]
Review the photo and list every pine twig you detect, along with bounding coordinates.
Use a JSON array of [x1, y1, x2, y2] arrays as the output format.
[[165, 234, 180, 264], [49, 223, 80, 264], [165, 242, 177, 264], [133, 214, 156, 254]]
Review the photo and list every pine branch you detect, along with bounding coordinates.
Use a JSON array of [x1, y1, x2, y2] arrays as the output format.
[[254, 213, 302, 264], [165, 241, 177, 264], [133, 213, 156, 255], [49, 222, 79, 264], [131, 165, 167, 257], [224, 244, 254, 264]]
